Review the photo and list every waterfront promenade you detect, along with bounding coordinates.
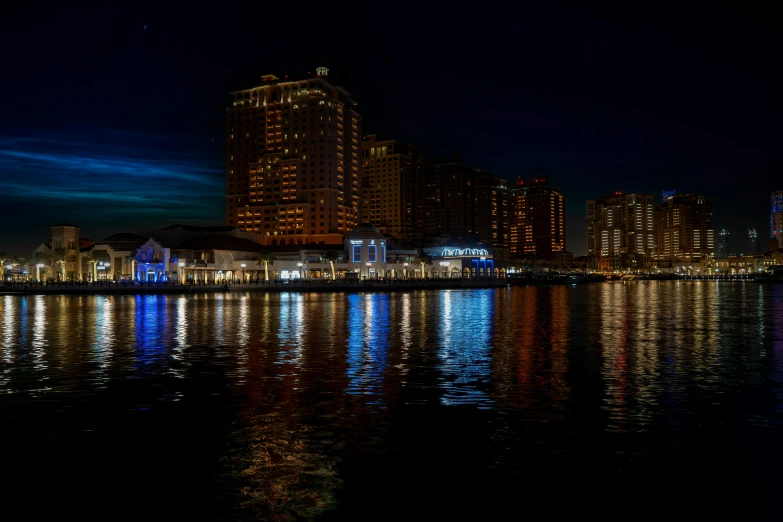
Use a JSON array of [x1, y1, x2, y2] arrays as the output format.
[[0, 277, 509, 296]]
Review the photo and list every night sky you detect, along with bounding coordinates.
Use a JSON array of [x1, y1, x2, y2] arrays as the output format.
[[1, 2, 780, 256]]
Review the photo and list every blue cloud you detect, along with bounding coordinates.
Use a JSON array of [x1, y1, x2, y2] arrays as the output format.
[[0, 132, 224, 222]]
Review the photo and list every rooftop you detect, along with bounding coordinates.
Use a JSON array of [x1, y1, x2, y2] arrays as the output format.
[[174, 235, 268, 253], [161, 224, 239, 233]]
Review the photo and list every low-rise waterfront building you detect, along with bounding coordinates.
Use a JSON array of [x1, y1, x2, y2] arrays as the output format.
[[26, 223, 505, 283]]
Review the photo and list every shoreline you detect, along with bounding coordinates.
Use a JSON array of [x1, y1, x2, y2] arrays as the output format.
[[0, 278, 510, 296]]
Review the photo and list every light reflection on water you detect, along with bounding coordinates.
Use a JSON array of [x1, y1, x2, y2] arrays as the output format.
[[437, 290, 494, 408], [0, 284, 782, 519]]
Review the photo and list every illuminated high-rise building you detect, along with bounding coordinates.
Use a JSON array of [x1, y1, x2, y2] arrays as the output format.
[[510, 177, 566, 257], [586, 192, 655, 271], [717, 227, 730, 258], [654, 194, 714, 263], [424, 155, 475, 238], [770, 190, 783, 249], [749, 228, 759, 254], [360, 135, 426, 239], [474, 172, 510, 246], [225, 67, 361, 244]]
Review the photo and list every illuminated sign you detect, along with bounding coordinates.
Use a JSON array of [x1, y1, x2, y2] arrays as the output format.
[[441, 248, 489, 257], [350, 240, 363, 244], [439, 261, 451, 267]]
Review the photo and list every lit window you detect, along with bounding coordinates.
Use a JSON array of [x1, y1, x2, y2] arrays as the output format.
[[352, 244, 361, 262]]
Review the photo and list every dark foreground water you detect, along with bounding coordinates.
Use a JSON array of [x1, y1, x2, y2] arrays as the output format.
[[1, 283, 782, 520]]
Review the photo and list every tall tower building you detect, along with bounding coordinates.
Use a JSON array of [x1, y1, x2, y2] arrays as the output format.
[[509, 177, 565, 257], [424, 155, 475, 238], [226, 68, 361, 244], [717, 227, 730, 258], [770, 190, 783, 249], [586, 192, 655, 271], [361, 135, 426, 239], [654, 194, 714, 264], [474, 172, 510, 246], [749, 228, 759, 254]]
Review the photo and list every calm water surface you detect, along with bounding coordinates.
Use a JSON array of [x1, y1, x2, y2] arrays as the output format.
[[1, 283, 782, 520]]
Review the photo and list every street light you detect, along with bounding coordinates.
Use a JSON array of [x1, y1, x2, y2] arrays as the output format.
[[403, 262, 408, 279], [366, 262, 371, 279], [297, 261, 303, 280], [179, 262, 185, 282], [240, 262, 246, 283]]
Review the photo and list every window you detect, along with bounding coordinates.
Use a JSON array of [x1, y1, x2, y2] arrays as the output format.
[[368, 245, 377, 263], [381, 242, 386, 263], [352, 245, 361, 262]]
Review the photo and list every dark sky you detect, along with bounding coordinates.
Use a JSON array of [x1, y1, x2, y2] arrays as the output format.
[[1, 2, 780, 256]]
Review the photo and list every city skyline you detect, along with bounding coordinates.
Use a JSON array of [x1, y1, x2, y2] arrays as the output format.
[[1, 4, 780, 256]]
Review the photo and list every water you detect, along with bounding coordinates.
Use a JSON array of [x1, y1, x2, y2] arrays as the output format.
[[1, 283, 782, 520]]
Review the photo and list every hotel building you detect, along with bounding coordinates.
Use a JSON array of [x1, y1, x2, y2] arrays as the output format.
[[360, 134, 427, 239], [225, 67, 361, 245], [587, 192, 655, 271], [771, 190, 783, 249], [474, 172, 510, 246], [654, 194, 714, 264], [425, 155, 475, 238], [509, 177, 566, 257]]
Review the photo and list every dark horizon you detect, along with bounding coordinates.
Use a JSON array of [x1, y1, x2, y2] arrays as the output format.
[[1, 3, 780, 256]]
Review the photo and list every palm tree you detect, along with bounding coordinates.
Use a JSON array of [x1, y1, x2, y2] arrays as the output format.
[[256, 250, 275, 281], [124, 250, 138, 281], [414, 250, 432, 279], [83, 249, 101, 282], [29, 251, 47, 281], [322, 250, 339, 280], [51, 248, 67, 281]]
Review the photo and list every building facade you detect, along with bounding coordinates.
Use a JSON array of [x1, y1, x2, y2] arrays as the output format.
[[771, 190, 783, 249], [654, 194, 714, 264], [474, 172, 510, 247], [34, 223, 89, 281], [226, 67, 361, 244], [509, 177, 566, 258], [587, 192, 655, 271], [360, 135, 426, 239], [425, 155, 475, 238], [717, 227, 730, 258]]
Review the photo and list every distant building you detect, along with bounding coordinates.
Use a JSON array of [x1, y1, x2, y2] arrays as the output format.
[[770, 190, 783, 249], [360, 135, 426, 239], [425, 154, 475, 238], [474, 172, 511, 247], [510, 177, 566, 258], [717, 227, 730, 258], [749, 228, 759, 255], [662, 189, 677, 202], [654, 194, 714, 265], [225, 67, 361, 244], [586, 192, 655, 271]]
